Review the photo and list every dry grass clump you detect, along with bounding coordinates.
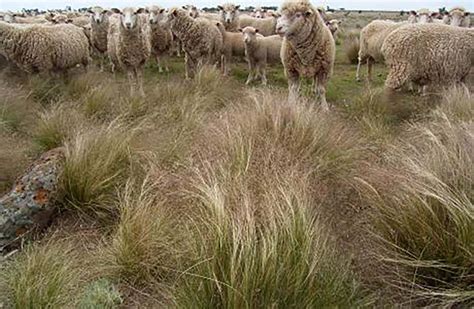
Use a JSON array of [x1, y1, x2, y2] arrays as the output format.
[[61, 122, 139, 218], [0, 241, 82, 308], [100, 177, 185, 289], [175, 94, 371, 307], [358, 108, 473, 305], [431, 85, 473, 123], [343, 30, 360, 64], [78, 279, 122, 308]]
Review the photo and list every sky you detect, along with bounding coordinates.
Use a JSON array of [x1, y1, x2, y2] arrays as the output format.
[[0, 0, 472, 12]]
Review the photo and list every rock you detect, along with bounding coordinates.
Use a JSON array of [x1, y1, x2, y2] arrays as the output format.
[[0, 148, 64, 253]]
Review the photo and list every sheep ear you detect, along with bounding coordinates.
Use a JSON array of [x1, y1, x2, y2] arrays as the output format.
[[255, 28, 259, 33], [238, 28, 242, 32], [159, 9, 165, 14], [217, 5, 223, 11], [87, 8, 94, 14], [464, 12, 470, 16], [111, 8, 121, 14], [305, 10, 312, 17], [410, 10, 416, 15], [67, 19, 73, 23], [136, 8, 147, 14], [235, 5, 241, 10], [182, 6, 188, 10]]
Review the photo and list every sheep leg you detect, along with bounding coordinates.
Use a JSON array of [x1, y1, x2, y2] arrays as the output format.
[[185, 53, 195, 79], [245, 60, 255, 85], [260, 64, 267, 86], [287, 71, 300, 104], [314, 74, 329, 111], [356, 56, 362, 82], [127, 70, 135, 96], [366, 58, 374, 83], [156, 55, 163, 73], [135, 68, 145, 97]]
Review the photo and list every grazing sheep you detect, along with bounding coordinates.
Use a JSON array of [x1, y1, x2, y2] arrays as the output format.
[[382, 23, 474, 94], [217, 3, 241, 32], [147, 6, 173, 73], [239, 13, 280, 36], [108, 7, 151, 96], [88, 6, 111, 71], [447, 7, 470, 28], [276, 0, 335, 110], [166, 8, 223, 79], [326, 19, 341, 39], [0, 22, 90, 75], [356, 20, 406, 82], [216, 21, 245, 75], [241, 26, 282, 85], [407, 10, 418, 23]]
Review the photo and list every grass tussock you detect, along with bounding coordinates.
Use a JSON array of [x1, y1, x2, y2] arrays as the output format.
[[358, 108, 473, 305], [343, 30, 360, 64], [0, 241, 82, 308], [61, 122, 137, 217], [175, 95, 371, 307], [78, 279, 122, 309], [100, 177, 184, 288], [431, 85, 473, 123]]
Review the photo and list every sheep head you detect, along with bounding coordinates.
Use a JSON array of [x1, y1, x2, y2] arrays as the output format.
[[147, 6, 166, 24], [276, 0, 319, 38], [241, 26, 259, 43], [218, 3, 240, 25], [88, 6, 110, 24], [449, 8, 470, 27], [183, 5, 199, 18], [111, 7, 148, 30]]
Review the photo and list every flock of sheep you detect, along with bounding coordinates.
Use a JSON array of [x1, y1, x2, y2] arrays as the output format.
[[0, 1, 472, 108]]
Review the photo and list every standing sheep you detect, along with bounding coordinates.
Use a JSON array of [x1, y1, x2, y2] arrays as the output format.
[[326, 19, 341, 39], [147, 6, 173, 73], [217, 3, 241, 32], [216, 21, 245, 75], [356, 20, 406, 82], [88, 6, 111, 71], [239, 13, 280, 36], [165, 8, 223, 79], [108, 7, 151, 96], [382, 23, 473, 94], [0, 22, 90, 76], [241, 26, 282, 85], [276, 0, 335, 110]]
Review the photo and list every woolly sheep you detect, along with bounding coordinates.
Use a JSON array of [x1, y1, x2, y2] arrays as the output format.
[[165, 8, 223, 79], [241, 26, 282, 85], [447, 7, 470, 28], [416, 9, 439, 24], [0, 22, 90, 75], [184, 5, 200, 18], [239, 13, 280, 36], [147, 6, 173, 72], [407, 11, 418, 23], [356, 20, 406, 82], [108, 7, 151, 96], [216, 21, 245, 75], [276, 0, 335, 110], [217, 3, 241, 32], [88, 7, 111, 56], [253, 7, 265, 19], [382, 23, 473, 94]]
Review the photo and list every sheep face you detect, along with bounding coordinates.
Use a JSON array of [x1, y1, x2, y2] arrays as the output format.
[[2, 12, 15, 23], [148, 6, 166, 24], [184, 5, 199, 18], [217, 4, 240, 25], [326, 19, 341, 34], [254, 7, 265, 19], [449, 9, 469, 27], [112, 7, 147, 30], [88, 6, 109, 24], [276, 7, 314, 38], [442, 13, 451, 24], [417, 12, 438, 24], [241, 26, 259, 43], [51, 14, 72, 24]]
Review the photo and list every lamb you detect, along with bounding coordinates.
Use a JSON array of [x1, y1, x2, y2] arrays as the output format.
[[239, 13, 280, 36], [88, 6, 111, 70], [356, 20, 406, 82], [147, 6, 173, 73], [241, 26, 282, 85], [382, 23, 473, 95], [108, 7, 151, 96], [216, 21, 245, 75], [276, 0, 335, 110], [0, 22, 90, 75], [165, 7, 223, 79], [217, 3, 241, 32], [446, 7, 470, 28], [326, 19, 341, 39]]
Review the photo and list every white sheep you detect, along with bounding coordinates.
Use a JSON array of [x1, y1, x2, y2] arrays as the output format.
[[88, 6, 111, 71], [165, 8, 223, 79], [407, 10, 418, 23], [253, 7, 266, 19], [326, 19, 341, 39], [216, 21, 245, 75], [382, 23, 473, 94], [183, 5, 200, 18], [241, 26, 282, 85], [276, 0, 335, 110], [0, 22, 90, 76], [147, 6, 173, 73], [239, 12, 280, 36], [108, 7, 151, 96], [356, 20, 406, 82]]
